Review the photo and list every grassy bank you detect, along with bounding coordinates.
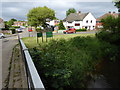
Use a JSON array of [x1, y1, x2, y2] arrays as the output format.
[[22, 33, 95, 48]]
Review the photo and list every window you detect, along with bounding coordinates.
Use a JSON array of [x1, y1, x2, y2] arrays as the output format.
[[86, 20, 88, 23], [91, 20, 92, 23], [75, 23, 80, 26]]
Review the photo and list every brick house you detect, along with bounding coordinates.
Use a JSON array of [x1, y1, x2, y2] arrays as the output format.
[[96, 11, 119, 29], [13, 21, 28, 26]]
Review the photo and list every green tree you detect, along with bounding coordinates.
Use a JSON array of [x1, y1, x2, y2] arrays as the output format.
[[7, 18, 17, 27], [27, 6, 55, 28], [66, 8, 76, 16], [114, 0, 120, 13], [58, 20, 65, 30]]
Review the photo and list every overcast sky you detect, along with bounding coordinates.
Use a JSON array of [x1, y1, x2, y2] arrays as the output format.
[[0, 0, 118, 21]]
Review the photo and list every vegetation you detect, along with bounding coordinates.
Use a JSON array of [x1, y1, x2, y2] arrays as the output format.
[[58, 20, 66, 30], [9, 28, 16, 34], [66, 8, 76, 16], [36, 28, 42, 32], [22, 2, 120, 89], [27, 6, 55, 28], [76, 28, 87, 32], [7, 18, 17, 27], [114, 0, 120, 12]]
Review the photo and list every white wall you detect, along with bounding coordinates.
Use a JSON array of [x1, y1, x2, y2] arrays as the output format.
[[63, 12, 96, 30], [82, 13, 96, 30]]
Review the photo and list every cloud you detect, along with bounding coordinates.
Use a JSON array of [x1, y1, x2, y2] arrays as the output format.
[[1, 1, 118, 21], [1, 0, 113, 2]]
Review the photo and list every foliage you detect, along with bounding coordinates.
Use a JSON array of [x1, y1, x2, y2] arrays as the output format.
[[76, 28, 87, 32], [11, 26, 20, 28], [9, 28, 16, 34], [7, 18, 17, 27], [58, 20, 65, 30], [114, 0, 120, 12], [36, 28, 42, 32], [96, 16, 120, 45], [1, 28, 9, 30], [29, 37, 104, 89], [66, 8, 76, 16], [27, 6, 55, 28]]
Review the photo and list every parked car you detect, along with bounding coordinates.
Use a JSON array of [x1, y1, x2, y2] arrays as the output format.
[[63, 28, 76, 34], [16, 28, 23, 33], [0, 33, 5, 39]]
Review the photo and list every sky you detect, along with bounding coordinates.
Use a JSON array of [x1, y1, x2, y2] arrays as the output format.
[[0, 0, 118, 21]]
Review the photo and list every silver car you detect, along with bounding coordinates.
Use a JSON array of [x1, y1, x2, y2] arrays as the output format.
[[0, 33, 5, 39]]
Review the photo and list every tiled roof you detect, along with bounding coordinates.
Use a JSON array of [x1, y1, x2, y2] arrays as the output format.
[[0, 18, 3, 23], [63, 13, 89, 22], [97, 12, 119, 21]]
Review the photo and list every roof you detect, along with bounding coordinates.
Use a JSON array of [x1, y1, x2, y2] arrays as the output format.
[[97, 12, 119, 21], [63, 12, 89, 22], [0, 18, 3, 23]]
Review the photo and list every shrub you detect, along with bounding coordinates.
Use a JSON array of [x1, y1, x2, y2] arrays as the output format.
[[29, 37, 102, 89], [76, 28, 87, 32], [11, 26, 20, 28], [9, 28, 16, 34], [58, 20, 65, 30], [1, 28, 9, 30]]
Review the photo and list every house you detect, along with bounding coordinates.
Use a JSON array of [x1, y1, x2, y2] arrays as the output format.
[[46, 20, 60, 30], [13, 21, 28, 26], [63, 11, 96, 30], [0, 18, 5, 29], [96, 11, 119, 28]]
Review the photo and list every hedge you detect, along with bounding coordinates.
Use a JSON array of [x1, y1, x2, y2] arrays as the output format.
[[76, 28, 87, 32], [9, 28, 16, 34]]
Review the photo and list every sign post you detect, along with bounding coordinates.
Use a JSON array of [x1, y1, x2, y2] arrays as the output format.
[[37, 32, 43, 43], [46, 31, 53, 42]]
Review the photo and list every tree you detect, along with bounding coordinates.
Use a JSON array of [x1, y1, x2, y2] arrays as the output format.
[[58, 20, 65, 30], [27, 6, 55, 28], [66, 8, 76, 16], [114, 0, 120, 13], [7, 18, 17, 27]]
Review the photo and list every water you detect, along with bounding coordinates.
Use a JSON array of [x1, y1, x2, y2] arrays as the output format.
[[88, 60, 120, 88]]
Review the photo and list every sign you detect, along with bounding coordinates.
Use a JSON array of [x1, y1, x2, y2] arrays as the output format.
[[46, 31, 53, 37], [37, 32, 42, 37]]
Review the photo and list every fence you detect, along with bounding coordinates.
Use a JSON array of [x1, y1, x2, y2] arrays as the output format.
[[19, 35, 45, 90]]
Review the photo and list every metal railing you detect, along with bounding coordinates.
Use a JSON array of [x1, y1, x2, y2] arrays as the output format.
[[18, 35, 45, 90]]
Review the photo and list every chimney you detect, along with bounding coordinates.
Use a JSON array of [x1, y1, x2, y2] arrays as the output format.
[[108, 11, 111, 13]]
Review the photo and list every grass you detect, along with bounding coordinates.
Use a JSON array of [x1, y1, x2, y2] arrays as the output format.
[[22, 33, 95, 48]]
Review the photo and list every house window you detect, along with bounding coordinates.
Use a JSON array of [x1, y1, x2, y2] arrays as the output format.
[[86, 20, 88, 23], [91, 20, 92, 23], [75, 23, 80, 26]]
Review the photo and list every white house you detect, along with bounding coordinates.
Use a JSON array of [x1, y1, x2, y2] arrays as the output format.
[[63, 12, 96, 30], [46, 20, 60, 26]]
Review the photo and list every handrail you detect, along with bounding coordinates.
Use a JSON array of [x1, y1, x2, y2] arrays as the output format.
[[19, 36, 45, 90]]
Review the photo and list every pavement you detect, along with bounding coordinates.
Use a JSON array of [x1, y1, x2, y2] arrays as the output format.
[[2, 35, 18, 88]]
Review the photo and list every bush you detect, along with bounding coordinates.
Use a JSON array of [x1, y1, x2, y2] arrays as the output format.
[[11, 26, 20, 28], [1, 28, 9, 30], [76, 28, 87, 32], [9, 28, 16, 34], [29, 37, 103, 89]]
